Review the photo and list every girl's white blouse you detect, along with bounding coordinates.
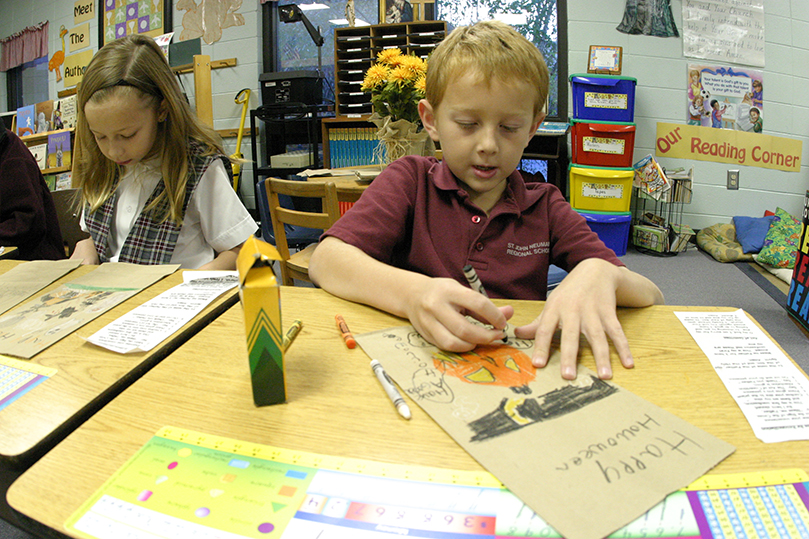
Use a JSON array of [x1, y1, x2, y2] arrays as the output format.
[[82, 157, 257, 268]]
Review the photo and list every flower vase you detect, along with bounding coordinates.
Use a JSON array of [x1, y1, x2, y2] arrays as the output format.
[[369, 114, 434, 165]]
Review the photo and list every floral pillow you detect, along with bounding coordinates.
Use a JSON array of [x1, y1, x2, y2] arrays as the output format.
[[756, 207, 802, 268]]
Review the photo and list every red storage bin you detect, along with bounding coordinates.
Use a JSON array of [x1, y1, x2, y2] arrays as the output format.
[[571, 120, 636, 168]]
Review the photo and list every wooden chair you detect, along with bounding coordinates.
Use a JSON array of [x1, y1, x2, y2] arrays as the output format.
[[263, 178, 341, 286], [50, 188, 89, 256]]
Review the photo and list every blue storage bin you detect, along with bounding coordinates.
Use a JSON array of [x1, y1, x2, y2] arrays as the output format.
[[576, 210, 632, 257], [570, 74, 637, 123]]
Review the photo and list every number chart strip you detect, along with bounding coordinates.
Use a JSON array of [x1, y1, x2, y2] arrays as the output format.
[[0, 355, 56, 411], [65, 427, 809, 539]]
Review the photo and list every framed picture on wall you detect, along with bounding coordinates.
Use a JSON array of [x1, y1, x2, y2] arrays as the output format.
[[98, 0, 173, 48], [381, 0, 414, 23], [588, 45, 622, 75]]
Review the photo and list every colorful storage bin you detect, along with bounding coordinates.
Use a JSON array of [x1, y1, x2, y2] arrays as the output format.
[[570, 120, 636, 168], [576, 210, 631, 257], [569, 164, 634, 213], [570, 74, 637, 122]]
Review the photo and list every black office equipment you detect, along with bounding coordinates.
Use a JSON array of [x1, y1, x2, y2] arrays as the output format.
[[260, 71, 323, 105]]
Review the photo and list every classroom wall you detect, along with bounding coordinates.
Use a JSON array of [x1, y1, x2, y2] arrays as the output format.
[[568, 0, 809, 229], [0, 0, 263, 211], [2, 1, 807, 227]]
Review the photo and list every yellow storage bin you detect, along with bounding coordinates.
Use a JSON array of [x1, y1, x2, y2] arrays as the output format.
[[569, 164, 634, 212]]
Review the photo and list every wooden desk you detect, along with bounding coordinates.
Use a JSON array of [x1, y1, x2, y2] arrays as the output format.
[[0, 261, 238, 467], [303, 167, 377, 203], [7, 289, 809, 537], [0, 246, 18, 259], [306, 176, 368, 203]]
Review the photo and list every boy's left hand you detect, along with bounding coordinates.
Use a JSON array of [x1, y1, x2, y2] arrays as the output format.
[[514, 258, 633, 381]]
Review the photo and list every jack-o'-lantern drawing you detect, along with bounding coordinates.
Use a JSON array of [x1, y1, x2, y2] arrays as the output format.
[[433, 345, 535, 394]]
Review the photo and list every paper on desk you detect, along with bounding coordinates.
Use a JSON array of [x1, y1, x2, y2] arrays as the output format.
[[0, 259, 81, 315], [298, 166, 383, 181], [356, 326, 735, 539], [297, 168, 357, 177], [87, 271, 238, 354], [675, 309, 809, 443], [0, 263, 177, 359]]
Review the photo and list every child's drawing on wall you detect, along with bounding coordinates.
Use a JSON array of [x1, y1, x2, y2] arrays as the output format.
[[686, 64, 764, 133], [177, 0, 245, 44]]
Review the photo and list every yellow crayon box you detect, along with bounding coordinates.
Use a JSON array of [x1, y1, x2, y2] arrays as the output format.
[[236, 236, 285, 406]]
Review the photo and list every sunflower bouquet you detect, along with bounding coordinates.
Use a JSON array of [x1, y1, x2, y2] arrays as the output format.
[[361, 48, 427, 124], [361, 48, 432, 163]]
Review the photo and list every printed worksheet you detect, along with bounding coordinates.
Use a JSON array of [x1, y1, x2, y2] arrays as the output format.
[[87, 271, 238, 354], [676, 309, 809, 442]]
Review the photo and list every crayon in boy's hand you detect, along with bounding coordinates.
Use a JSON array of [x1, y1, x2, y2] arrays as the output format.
[[463, 264, 508, 342], [335, 314, 356, 349]]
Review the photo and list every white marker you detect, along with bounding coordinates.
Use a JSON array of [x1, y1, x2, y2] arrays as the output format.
[[370, 360, 411, 420]]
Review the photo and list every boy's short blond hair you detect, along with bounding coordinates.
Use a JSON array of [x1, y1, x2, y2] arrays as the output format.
[[425, 20, 549, 118]]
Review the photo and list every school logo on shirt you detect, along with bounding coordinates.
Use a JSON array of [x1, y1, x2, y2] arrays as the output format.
[[506, 242, 549, 257]]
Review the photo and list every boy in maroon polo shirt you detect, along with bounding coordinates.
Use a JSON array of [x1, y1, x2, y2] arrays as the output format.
[[310, 20, 664, 380]]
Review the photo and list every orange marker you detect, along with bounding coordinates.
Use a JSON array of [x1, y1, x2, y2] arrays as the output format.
[[335, 314, 356, 349]]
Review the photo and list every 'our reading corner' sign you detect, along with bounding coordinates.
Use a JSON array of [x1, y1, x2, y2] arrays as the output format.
[[656, 122, 801, 172]]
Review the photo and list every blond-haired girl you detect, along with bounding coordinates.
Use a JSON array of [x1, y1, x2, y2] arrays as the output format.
[[70, 35, 256, 269]]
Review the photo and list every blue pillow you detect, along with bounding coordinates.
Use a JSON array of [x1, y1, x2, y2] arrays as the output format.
[[732, 215, 776, 253]]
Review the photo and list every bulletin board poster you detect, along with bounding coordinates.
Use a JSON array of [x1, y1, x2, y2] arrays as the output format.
[[99, 0, 172, 48], [681, 0, 765, 67], [686, 64, 764, 133]]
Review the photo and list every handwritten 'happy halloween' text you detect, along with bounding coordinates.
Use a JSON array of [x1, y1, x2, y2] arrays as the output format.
[[557, 414, 705, 484]]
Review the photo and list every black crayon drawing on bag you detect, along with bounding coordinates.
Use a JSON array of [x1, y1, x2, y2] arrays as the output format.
[[383, 332, 619, 443]]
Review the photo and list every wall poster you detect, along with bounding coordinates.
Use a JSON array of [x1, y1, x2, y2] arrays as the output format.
[[682, 0, 765, 67], [687, 64, 764, 133], [98, 0, 172, 48]]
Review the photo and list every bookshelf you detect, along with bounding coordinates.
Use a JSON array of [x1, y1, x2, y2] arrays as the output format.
[[334, 21, 446, 118], [19, 128, 74, 177], [321, 117, 377, 168]]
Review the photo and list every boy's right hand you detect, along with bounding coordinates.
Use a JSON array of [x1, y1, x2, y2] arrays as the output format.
[[402, 277, 512, 352], [309, 237, 510, 351]]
